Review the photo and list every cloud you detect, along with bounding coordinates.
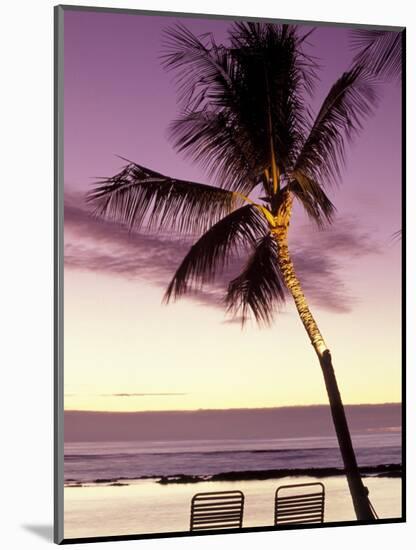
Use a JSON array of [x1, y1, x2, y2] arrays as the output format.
[[290, 220, 380, 312], [64, 192, 380, 315], [101, 393, 188, 397], [64, 194, 189, 283], [64, 192, 234, 310]]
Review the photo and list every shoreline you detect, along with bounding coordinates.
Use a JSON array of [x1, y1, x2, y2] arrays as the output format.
[[64, 474, 402, 537], [65, 463, 401, 487]]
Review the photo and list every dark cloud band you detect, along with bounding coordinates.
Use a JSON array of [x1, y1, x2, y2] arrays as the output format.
[[64, 192, 379, 315]]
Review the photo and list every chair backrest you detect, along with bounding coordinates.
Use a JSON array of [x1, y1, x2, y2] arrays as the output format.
[[190, 490, 244, 531], [275, 482, 325, 525]]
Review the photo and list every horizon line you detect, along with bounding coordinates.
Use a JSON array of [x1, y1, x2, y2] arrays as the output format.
[[64, 402, 402, 414]]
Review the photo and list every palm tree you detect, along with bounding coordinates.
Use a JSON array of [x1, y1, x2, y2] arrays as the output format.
[[350, 29, 403, 82], [350, 28, 403, 243], [88, 23, 379, 521]]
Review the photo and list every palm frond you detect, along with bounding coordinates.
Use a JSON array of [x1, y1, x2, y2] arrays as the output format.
[[230, 22, 317, 95], [294, 64, 378, 186], [391, 229, 402, 242], [162, 25, 261, 193], [165, 204, 267, 301], [163, 22, 318, 192], [350, 29, 402, 81], [168, 110, 263, 196], [227, 22, 318, 174], [161, 24, 236, 112], [225, 234, 285, 325], [289, 171, 335, 227], [87, 162, 241, 235]]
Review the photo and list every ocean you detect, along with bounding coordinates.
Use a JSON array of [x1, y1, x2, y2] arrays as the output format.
[[63, 407, 402, 538], [64, 430, 401, 485]]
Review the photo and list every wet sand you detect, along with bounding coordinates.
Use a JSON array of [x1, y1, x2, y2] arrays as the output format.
[[64, 474, 402, 539]]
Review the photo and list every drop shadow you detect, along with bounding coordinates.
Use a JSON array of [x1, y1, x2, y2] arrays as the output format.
[[22, 524, 53, 542]]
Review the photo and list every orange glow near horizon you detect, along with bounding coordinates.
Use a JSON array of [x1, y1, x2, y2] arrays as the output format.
[[64, 264, 401, 413]]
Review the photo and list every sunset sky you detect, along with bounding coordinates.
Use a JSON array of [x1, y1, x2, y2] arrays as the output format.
[[63, 9, 402, 412]]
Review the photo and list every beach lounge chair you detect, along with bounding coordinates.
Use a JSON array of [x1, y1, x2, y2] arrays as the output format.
[[190, 490, 245, 531], [274, 482, 325, 526]]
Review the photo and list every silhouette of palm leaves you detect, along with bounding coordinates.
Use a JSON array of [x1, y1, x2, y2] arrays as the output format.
[[89, 22, 377, 324], [350, 29, 403, 81]]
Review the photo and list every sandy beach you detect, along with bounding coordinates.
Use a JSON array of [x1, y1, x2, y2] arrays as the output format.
[[64, 475, 401, 539]]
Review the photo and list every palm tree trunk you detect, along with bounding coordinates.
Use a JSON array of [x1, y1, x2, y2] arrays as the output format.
[[272, 199, 376, 522]]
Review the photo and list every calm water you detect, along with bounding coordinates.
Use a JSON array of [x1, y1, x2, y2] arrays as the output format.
[[64, 475, 402, 538], [65, 431, 401, 483], [64, 430, 402, 538]]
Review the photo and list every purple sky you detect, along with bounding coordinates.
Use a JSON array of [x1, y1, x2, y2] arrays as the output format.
[[63, 9, 402, 412]]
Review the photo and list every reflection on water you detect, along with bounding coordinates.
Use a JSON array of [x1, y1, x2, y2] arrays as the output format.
[[64, 475, 401, 539]]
